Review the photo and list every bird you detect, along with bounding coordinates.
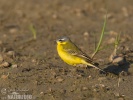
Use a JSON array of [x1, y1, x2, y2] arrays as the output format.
[[56, 36, 106, 73]]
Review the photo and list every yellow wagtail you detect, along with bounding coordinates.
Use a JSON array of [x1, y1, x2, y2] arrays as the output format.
[[56, 37, 106, 73]]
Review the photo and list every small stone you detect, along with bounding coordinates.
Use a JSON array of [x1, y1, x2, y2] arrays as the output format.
[[76, 74, 82, 78], [83, 32, 90, 40], [7, 51, 15, 57], [83, 31, 89, 36], [93, 88, 99, 92], [112, 56, 126, 65], [1, 74, 9, 79], [5, 25, 19, 34], [57, 77, 64, 82], [74, 9, 84, 17], [107, 37, 115, 44], [0, 62, 10, 68], [52, 14, 58, 19], [114, 92, 120, 97], [121, 94, 125, 97], [31, 59, 37, 63], [48, 87, 52, 92], [40, 92, 44, 95], [11, 64, 18, 68], [104, 13, 114, 19], [99, 84, 105, 88], [88, 75, 91, 79], [82, 87, 88, 91], [9, 28, 18, 33]]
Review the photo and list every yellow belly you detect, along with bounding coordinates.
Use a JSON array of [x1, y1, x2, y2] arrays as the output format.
[[57, 48, 83, 66]]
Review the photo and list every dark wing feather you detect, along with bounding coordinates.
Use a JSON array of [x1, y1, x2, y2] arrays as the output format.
[[63, 42, 93, 63]]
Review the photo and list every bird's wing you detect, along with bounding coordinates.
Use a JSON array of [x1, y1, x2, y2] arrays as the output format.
[[63, 43, 93, 63]]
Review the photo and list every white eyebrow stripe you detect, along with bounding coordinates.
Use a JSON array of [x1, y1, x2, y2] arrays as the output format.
[[60, 38, 66, 41]]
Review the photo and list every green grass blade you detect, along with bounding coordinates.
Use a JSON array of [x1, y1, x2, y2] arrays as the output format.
[[91, 13, 107, 58], [29, 24, 37, 40]]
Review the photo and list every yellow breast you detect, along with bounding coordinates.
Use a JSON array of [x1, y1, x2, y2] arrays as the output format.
[[57, 44, 83, 66]]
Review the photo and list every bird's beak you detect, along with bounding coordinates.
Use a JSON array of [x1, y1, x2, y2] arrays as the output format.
[[56, 39, 60, 43]]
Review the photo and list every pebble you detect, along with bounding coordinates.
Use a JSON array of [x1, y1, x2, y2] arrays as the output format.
[[88, 75, 92, 79], [9, 28, 18, 33], [11, 64, 18, 68], [40, 92, 44, 95], [74, 9, 82, 17], [52, 14, 58, 19], [112, 56, 126, 65], [57, 77, 64, 82], [31, 59, 37, 63], [82, 87, 88, 91], [7, 25, 19, 34], [7, 51, 15, 57], [114, 92, 120, 97], [105, 13, 114, 19], [0, 62, 10, 68], [83, 31, 89, 36], [1, 74, 9, 79], [83, 31, 89, 40], [107, 37, 115, 44]]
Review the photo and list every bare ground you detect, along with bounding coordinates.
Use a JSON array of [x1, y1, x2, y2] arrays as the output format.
[[0, 0, 133, 100]]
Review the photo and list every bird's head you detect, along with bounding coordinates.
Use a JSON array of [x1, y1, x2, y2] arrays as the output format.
[[56, 37, 70, 45]]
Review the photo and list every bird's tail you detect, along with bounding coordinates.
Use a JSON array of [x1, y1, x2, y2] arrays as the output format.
[[84, 61, 106, 73]]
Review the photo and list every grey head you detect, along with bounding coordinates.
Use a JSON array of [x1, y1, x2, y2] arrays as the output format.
[[56, 36, 70, 43]]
